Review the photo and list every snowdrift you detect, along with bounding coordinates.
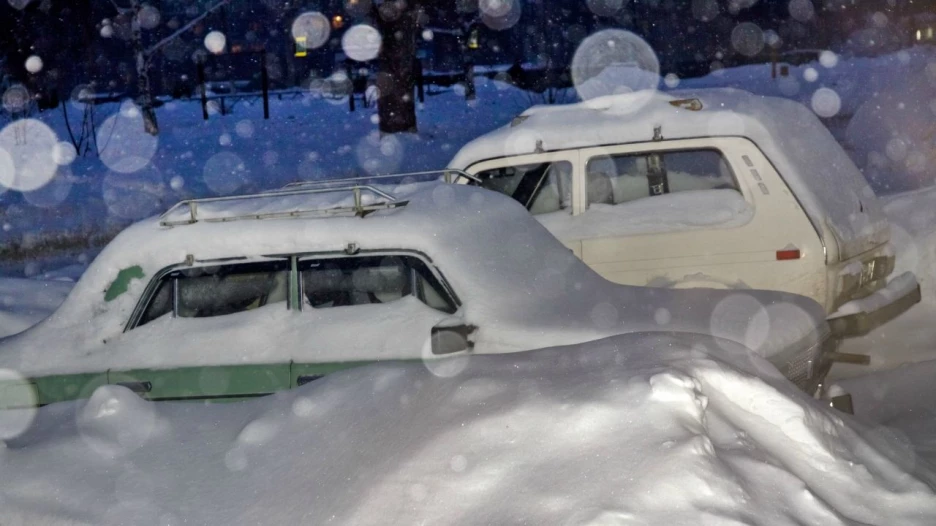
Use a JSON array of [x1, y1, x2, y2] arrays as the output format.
[[2, 332, 935, 525]]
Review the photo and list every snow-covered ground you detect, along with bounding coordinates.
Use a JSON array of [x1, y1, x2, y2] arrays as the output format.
[[3, 332, 936, 525]]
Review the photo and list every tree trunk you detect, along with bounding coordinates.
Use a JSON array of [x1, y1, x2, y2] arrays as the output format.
[[130, 0, 159, 135], [376, 0, 419, 134]]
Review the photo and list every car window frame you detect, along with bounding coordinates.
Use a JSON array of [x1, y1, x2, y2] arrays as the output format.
[[295, 252, 458, 314], [584, 146, 741, 207], [124, 250, 461, 332]]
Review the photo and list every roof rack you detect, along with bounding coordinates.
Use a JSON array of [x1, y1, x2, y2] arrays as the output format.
[[159, 185, 405, 227], [281, 169, 481, 189]]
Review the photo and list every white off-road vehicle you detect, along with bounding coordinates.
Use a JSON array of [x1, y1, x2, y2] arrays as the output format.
[[449, 88, 920, 338]]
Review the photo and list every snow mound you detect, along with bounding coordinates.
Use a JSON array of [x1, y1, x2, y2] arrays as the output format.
[[1, 333, 934, 524], [76, 384, 161, 458], [883, 186, 936, 306]]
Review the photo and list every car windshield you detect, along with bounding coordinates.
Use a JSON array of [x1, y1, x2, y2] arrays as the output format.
[[1, 0, 936, 523]]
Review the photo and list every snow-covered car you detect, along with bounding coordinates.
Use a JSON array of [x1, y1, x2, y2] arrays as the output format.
[[448, 88, 921, 337], [0, 182, 834, 407]]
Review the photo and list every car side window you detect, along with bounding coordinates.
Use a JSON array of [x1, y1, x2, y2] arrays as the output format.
[[475, 161, 573, 215], [586, 149, 738, 206], [300, 255, 456, 314], [136, 261, 290, 327]]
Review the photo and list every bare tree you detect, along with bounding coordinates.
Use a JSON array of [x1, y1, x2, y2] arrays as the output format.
[[375, 0, 421, 134], [107, 0, 231, 135]]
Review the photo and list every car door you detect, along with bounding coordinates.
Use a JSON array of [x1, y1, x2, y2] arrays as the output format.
[[110, 259, 293, 402], [575, 137, 824, 300], [465, 151, 584, 258], [289, 252, 459, 388], [0, 372, 110, 408]]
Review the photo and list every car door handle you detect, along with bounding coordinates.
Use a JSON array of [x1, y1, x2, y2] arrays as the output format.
[[115, 381, 153, 393], [296, 375, 324, 387]]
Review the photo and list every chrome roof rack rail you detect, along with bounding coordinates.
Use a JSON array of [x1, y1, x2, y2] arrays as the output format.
[[281, 169, 480, 189], [159, 185, 404, 227]]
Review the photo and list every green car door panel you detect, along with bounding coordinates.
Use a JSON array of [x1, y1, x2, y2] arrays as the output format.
[[2, 361, 402, 409], [33, 373, 111, 406], [107, 364, 291, 402], [290, 361, 375, 388]]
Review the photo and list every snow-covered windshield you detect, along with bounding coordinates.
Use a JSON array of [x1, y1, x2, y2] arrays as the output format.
[[1, 0, 936, 523]]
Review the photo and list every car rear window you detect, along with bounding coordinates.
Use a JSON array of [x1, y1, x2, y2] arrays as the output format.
[[586, 149, 738, 206]]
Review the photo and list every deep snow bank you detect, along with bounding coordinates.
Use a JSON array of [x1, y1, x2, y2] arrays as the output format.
[[1, 333, 934, 525]]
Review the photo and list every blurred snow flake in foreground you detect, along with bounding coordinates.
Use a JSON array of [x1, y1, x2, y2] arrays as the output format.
[[819, 50, 839, 68], [2, 84, 30, 113], [0, 369, 38, 439], [204, 31, 226, 54], [97, 101, 159, 173], [24, 55, 43, 74], [235, 119, 255, 139], [342, 24, 381, 62], [169, 175, 185, 191], [571, 29, 660, 109], [137, 4, 161, 30], [203, 151, 250, 194], [664, 73, 680, 88], [356, 132, 403, 175], [479, 0, 521, 30], [731, 22, 764, 58], [811, 87, 841, 117], [804, 67, 819, 82], [52, 141, 77, 166], [291, 12, 331, 50], [0, 119, 59, 192], [788, 0, 814, 22], [450, 454, 468, 472]]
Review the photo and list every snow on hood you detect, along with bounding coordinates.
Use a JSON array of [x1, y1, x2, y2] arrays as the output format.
[[1, 333, 934, 525], [0, 184, 826, 376], [448, 88, 889, 262]]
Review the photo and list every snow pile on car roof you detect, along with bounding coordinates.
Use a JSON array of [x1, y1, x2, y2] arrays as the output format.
[[1, 333, 934, 524], [448, 88, 889, 261]]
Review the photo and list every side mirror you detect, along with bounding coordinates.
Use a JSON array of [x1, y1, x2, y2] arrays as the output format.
[[430, 323, 476, 355]]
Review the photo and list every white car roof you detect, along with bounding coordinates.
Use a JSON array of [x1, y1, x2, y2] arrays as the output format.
[[448, 88, 888, 260]]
